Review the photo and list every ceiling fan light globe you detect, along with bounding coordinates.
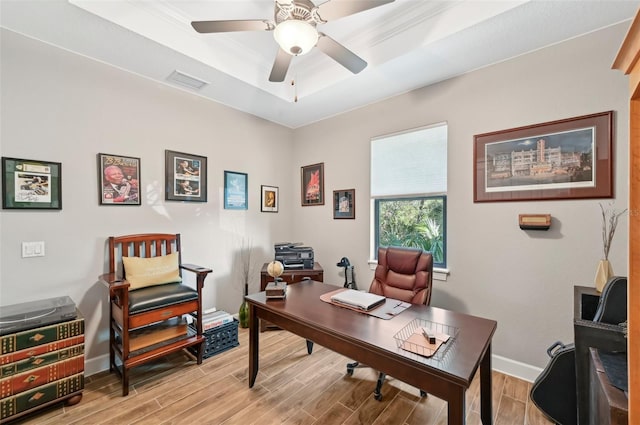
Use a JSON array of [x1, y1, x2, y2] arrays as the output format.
[[273, 20, 318, 56]]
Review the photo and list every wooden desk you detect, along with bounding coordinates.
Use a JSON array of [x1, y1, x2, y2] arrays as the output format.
[[246, 281, 497, 425], [259, 263, 323, 331]]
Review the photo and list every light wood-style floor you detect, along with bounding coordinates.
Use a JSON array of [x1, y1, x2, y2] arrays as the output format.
[[16, 328, 553, 425]]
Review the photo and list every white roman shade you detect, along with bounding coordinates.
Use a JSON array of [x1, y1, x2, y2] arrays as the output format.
[[371, 123, 447, 197]]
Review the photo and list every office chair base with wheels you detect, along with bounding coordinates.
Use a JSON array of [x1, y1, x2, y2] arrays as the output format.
[[347, 362, 427, 400], [345, 246, 434, 401], [374, 372, 427, 400], [346, 360, 359, 376]]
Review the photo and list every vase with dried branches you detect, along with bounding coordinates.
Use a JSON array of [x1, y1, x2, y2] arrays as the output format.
[[238, 239, 253, 328], [594, 202, 627, 292]]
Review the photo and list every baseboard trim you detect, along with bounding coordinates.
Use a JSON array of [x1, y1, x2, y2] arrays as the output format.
[[86, 353, 109, 377], [492, 354, 542, 383], [84, 348, 542, 384]]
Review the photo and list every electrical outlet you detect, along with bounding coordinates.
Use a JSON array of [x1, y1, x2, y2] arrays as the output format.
[[22, 241, 45, 258]]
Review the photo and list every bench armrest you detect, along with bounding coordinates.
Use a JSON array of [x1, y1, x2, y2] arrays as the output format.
[[99, 273, 131, 300], [181, 263, 212, 291], [181, 264, 213, 275], [99, 272, 131, 290]]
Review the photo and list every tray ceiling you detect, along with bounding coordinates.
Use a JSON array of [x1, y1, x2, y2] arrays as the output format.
[[1, 1, 638, 128]]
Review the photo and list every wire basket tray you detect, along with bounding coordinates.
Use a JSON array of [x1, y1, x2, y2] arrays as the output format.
[[394, 318, 459, 360]]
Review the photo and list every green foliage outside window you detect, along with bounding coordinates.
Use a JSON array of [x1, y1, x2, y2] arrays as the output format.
[[376, 197, 446, 266]]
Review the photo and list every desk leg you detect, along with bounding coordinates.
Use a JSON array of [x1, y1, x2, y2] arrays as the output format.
[[306, 340, 314, 354], [480, 343, 493, 424], [447, 388, 465, 425], [248, 303, 259, 388]]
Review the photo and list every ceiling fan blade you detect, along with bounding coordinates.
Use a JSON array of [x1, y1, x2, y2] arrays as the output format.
[[191, 20, 271, 34], [269, 49, 293, 82], [315, 0, 395, 22], [316, 34, 367, 74]]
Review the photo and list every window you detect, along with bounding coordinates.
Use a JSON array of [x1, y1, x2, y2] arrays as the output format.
[[371, 123, 447, 268]]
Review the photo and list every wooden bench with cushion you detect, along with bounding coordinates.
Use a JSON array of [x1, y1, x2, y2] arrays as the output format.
[[99, 233, 212, 396]]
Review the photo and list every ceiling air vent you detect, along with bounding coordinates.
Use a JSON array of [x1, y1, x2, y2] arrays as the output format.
[[167, 70, 209, 90]]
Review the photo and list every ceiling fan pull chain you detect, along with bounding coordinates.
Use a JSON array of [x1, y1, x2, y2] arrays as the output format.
[[291, 79, 298, 103]]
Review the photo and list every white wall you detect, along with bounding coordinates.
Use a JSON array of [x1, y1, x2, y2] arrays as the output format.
[[291, 23, 630, 371], [0, 29, 294, 372], [0, 22, 631, 378]]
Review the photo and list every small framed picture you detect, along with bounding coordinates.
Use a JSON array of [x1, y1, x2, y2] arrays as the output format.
[[261, 185, 278, 212], [165, 150, 207, 202], [301, 162, 324, 206], [98, 153, 141, 205], [333, 189, 355, 219], [2, 157, 62, 210], [224, 171, 248, 210]]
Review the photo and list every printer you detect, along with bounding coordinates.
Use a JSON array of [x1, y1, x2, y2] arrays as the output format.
[[274, 242, 314, 269]]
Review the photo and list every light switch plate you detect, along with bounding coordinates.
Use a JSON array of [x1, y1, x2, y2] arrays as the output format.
[[22, 241, 45, 258]]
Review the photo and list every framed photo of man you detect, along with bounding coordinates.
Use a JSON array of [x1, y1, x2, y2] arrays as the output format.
[[261, 185, 278, 212], [165, 150, 207, 202], [98, 153, 141, 206]]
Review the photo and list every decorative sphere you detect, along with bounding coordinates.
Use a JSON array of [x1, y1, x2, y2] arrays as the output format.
[[267, 260, 284, 278]]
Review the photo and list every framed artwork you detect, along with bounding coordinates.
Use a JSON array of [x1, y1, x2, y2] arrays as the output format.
[[2, 157, 62, 210], [261, 185, 278, 212], [165, 150, 207, 202], [301, 162, 324, 206], [98, 153, 141, 205], [224, 171, 248, 210], [333, 189, 355, 219], [473, 111, 613, 202]]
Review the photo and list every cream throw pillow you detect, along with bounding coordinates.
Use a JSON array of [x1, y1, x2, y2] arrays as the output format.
[[123, 252, 182, 290]]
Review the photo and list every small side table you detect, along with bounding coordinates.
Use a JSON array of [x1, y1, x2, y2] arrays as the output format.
[[259, 262, 323, 331]]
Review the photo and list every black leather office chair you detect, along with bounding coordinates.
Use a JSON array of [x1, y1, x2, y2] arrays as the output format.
[[346, 246, 433, 400]]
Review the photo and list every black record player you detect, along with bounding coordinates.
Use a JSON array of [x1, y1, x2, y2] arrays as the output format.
[[0, 296, 77, 335]]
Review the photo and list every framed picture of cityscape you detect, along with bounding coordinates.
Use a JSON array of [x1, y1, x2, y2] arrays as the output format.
[[473, 111, 613, 202]]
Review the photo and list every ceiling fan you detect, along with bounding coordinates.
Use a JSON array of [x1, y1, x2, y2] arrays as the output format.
[[191, 0, 395, 82]]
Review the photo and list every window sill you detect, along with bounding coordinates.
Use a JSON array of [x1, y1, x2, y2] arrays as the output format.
[[433, 268, 449, 282], [367, 261, 449, 282]]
